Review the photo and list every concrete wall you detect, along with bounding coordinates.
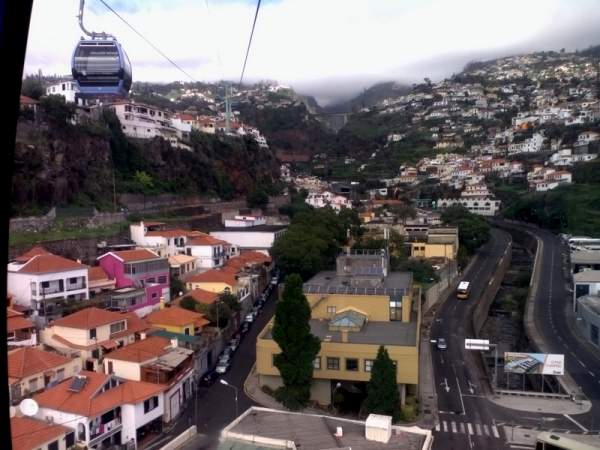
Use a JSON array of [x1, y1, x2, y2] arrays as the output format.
[[9, 208, 125, 233], [423, 260, 458, 313]]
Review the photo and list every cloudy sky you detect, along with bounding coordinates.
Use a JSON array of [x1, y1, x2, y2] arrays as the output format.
[[24, 0, 600, 105]]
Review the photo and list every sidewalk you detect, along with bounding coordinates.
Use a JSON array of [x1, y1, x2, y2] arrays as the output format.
[[243, 363, 286, 411], [489, 393, 592, 415]]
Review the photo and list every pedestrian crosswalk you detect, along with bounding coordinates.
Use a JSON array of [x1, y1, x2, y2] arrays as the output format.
[[435, 420, 501, 438]]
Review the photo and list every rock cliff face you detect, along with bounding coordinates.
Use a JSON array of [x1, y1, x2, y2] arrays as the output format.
[[12, 114, 280, 215]]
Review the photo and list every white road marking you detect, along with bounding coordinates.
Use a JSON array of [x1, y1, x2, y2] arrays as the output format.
[[460, 422, 465, 433], [435, 423, 440, 431], [443, 421, 448, 432], [492, 425, 500, 438], [509, 445, 535, 449], [483, 424, 489, 436], [476, 423, 482, 436], [467, 423, 474, 435], [563, 414, 589, 432], [451, 421, 457, 433], [578, 359, 587, 368], [589, 371, 595, 377]]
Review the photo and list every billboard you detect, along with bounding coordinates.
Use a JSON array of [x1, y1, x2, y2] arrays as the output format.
[[504, 352, 564, 375]]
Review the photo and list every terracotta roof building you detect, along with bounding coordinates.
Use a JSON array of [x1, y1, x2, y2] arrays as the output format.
[[10, 416, 74, 450]]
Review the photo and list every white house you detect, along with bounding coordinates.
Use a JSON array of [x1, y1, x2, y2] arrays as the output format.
[[34, 371, 166, 450], [578, 131, 600, 145], [102, 335, 195, 424], [210, 225, 287, 255], [549, 148, 597, 166], [7, 247, 89, 325], [46, 80, 81, 104], [507, 132, 544, 155], [305, 191, 351, 211], [527, 166, 572, 191], [437, 197, 501, 216]]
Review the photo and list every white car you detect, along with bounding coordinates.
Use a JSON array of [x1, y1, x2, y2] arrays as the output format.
[[244, 313, 254, 323], [215, 362, 229, 374], [437, 338, 447, 350], [271, 277, 278, 285], [218, 354, 231, 364]]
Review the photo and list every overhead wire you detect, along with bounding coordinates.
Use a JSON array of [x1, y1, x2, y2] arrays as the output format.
[[239, 0, 262, 87], [96, 0, 199, 83]]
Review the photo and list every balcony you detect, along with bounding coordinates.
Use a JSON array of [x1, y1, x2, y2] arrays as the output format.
[[89, 417, 123, 446], [40, 284, 64, 295], [67, 280, 87, 291]]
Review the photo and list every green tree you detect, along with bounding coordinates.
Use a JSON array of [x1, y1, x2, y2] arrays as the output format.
[[219, 291, 241, 312], [362, 346, 400, 421], [246, 187, 269, 209], [39, 95, 75, 128], [441, 205, 490, 254], [179, 296, 198, 311], [21, 75, 44, 99], [272, 274, 321, 409]]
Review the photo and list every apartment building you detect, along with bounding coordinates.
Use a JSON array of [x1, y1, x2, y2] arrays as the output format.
[[34, 371, 166, 450], [8, 347, 80, 404], [409, 227, 459, 259], [437, 197, 501, 216], [102, 335, 195, 423], [40, 307, 151, 372], [210, 225, 287, 255], [98, 249, 170, 316], [256, 250, 420, 406], [10, 416, 75, 450], [7, 302, 37, 348], [7, 247, 89, 325]]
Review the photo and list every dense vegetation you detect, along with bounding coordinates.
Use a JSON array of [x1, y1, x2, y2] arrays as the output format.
[[13, 98, 279, 215], [441, 205, 491, 267]]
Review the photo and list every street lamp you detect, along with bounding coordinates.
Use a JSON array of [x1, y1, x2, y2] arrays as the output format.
[[220, 379, 238, 418], [332, 382, 342, 413]]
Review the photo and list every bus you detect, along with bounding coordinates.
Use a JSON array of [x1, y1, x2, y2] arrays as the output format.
[[535, 431, 600, 450], [456, 281, 471, 300], [567, 236, 600, 250]]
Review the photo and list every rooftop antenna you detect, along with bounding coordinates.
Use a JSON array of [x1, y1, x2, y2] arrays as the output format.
[[77, 0, 113, 40]]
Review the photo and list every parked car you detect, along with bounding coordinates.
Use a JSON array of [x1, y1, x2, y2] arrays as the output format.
[[271, 276, 279, 286], [244, 313, 254, 323], [199, 370, 218, 387], [228, 338, 239, 352], [221, 347, 232, 357], [241, 322, 251, 334], [436, 338, 447, 350], [215, 361, 230, 374]]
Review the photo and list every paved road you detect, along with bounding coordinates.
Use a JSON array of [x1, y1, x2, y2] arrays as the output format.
[[430, 228, 581, 450], [153, 286, 278, 449], [523, 225, 600, 431]]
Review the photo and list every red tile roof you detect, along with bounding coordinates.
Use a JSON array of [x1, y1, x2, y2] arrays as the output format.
[[187, 288, 218, 305], [50, 307, 127, 329], [15, 254, 85, 274], [104, 336, 170, 363], [14, 246, 51, 263], [146, 306, 209, 328], [99, 249, 161, 262], [34, 371, 165, 417], [185, 269, 237, 286], [187, 234, 227, 246], [7, 309, 35, 332], [8, 347, 72, 380], [88, 266, 110, 281], [11, 417, 72, 450]]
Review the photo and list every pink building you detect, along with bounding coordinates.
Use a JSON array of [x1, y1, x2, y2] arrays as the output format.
[[98, 250, 170, 317]]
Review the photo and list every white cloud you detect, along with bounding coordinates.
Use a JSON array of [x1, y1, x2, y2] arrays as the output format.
[[24, 0, 600, 100]]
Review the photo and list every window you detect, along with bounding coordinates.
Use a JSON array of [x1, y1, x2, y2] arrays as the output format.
[[69, 277, 78, 284], [48, 441, 59, 450], [364, 359, 374, 372], [110, 321, 125, 335], [272, 353, 279, 366], [29, 378, 38, 392], [346, 358, 358, 371], [327, 357, 340, 370], [327, 306, 336, 315], [147, 278, 156, 283], [389, 300, 402, 321], [144, 396, 159, 414], [42, 281, 50, 288], [152, 292, 158, 299], [56, 368, 65, 381], [65, 432, 75, 448], [89, 328, 97, 339], [158, 275, 167, 284], [313, 357, 321, 370], [184, 328, 190, 335]]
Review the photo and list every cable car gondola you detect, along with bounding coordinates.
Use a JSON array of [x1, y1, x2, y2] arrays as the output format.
[[72, 38, 132, 97], [71, 0, 132, 98]]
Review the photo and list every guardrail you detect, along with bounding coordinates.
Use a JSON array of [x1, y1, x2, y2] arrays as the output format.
[[495, 389, 571, 400]]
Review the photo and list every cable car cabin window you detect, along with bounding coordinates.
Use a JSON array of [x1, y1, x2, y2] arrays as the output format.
[[74, 44, 121, 77]]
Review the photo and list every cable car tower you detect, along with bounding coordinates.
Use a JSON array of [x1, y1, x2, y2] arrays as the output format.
[[71, 0, 132, 99]]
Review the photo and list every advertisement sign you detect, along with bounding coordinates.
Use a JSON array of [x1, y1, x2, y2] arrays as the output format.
[[504, 352, 564, 375]]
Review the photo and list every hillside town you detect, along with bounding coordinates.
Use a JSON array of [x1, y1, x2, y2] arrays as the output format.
[[9, 19, 600, 450]]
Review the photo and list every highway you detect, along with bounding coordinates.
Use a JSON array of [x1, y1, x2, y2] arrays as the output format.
[[430, 228, 586, 450], [520, 225, 600, 431]]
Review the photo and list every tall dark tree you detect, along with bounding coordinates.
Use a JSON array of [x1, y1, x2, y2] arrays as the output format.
[[363, 346, 400, 421], [272, 274, 321, 409]]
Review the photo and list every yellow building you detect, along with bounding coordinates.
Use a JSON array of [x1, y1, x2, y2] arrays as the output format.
[[256, 250, 420, 406], [409, 227, 458, 259], [145, 304, 210, 336]]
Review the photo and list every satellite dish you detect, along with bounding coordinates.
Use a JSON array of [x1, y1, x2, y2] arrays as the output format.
[[19, 398, 39, 416]]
